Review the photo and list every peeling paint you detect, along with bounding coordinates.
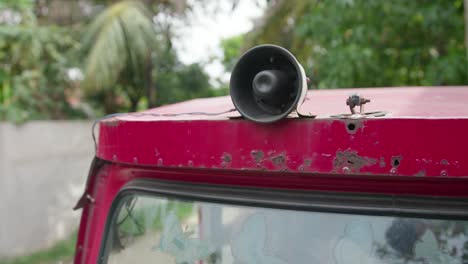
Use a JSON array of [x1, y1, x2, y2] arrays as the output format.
[[222, 153, 232, 163], [221, 153, 232, 168], [298, 157, 312, 172], [414, 170, 426, 177], [333, 150, 376, 173], [422, 158, 432, 164], [251, 150, 264, 164], [271, 152, 286, 168], [379, 157, 386, 168], [342, 166, 350, 174]]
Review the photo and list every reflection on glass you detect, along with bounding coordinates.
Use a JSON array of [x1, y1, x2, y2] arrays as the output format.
[[105, 195, 468, 264]]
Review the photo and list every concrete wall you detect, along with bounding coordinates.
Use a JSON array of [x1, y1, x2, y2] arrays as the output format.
[[0, 121, 94, 257]]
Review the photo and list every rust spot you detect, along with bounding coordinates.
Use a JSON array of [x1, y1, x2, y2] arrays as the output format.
[[271, 152, 286, 167], [391, 155, 402, 168], [414, 170, 426, 177], [251, 150, 264, 164], [221, 153, 232, 168], [222, 153, 232, 163], [333, 150, 376, 173], [379, 157, 386, 168], [440, 159, 449, 166], [440, 169, 448, 176], [298, 158, 312, 172], [422, 158, 432, 164]]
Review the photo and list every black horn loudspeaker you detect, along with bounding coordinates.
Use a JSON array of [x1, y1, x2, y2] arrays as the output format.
[[230, 44, 307, 123]]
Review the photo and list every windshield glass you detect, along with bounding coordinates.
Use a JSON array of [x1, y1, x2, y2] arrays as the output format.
[[103, 194, 468, 264]]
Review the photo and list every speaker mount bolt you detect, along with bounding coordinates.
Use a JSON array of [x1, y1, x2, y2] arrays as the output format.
[[346, 94, 371, 114]]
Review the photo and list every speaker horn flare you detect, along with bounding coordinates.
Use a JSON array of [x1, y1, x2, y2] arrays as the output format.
[[230, 44, 308, 123]]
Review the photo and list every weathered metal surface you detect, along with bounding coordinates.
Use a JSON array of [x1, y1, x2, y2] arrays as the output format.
[[97, 117, 468, 177], [77, 87, 468, 264], [117, 87, 468, 121], [74, 162, 468, 263]]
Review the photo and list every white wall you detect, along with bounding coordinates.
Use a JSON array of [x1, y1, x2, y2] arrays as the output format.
[[0, 121, 94, 257]]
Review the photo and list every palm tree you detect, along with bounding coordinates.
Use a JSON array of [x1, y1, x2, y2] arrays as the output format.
[[82, 0, 157, 112]]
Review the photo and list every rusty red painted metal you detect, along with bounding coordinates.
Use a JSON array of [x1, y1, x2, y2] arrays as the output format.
[[75, 86, 468, 264], [97, 87, 468, 178], [74, 164, 468, 263]]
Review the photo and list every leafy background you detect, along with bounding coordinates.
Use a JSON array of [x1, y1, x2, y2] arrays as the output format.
[[0, 0, 467, 263], [1, 0, 467, 123]]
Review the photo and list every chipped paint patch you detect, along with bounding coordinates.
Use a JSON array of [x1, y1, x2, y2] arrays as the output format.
[[271, 152, 287, 168], [221, 152, 232, 168], [298, 157, 312, 172], [414, 170, 426, 177], [333, 150, 377, 173], [379, 157, 386, 168], [251, 150, 264, 164], [440, 159, 449, 166]]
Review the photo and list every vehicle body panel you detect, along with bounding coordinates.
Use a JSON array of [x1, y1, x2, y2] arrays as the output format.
[[75, 86, 468, 263]]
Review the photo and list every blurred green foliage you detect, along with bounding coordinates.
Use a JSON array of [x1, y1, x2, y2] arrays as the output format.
[[1, 0, 467, 122], [242, 0, 468, 89], [0, 0, 219, 121], [0, 24, 85, 121], [221, 35, 244, 72], [81, 1, 158, 113]]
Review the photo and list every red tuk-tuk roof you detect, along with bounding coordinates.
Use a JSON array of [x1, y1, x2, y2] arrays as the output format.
[[115, 86, 468, 121], [96, 86, 468, 179]]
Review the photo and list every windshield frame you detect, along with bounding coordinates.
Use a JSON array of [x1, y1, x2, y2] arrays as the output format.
[[98, 178, 468, 263]]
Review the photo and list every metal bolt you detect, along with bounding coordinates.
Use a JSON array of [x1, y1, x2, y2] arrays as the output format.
[[346, 94, 371, 114]]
